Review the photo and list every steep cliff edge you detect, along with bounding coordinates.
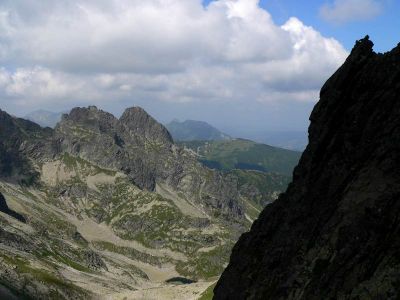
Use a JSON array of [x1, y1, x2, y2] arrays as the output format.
[[214, 37, 400, 299]]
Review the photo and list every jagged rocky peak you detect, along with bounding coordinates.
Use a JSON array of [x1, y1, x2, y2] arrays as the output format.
[[214, 37, 400, 299], [350, 35, 374, 57], [59, 105, 118, 133], [120, 106, 173, 145], [58, 105, 173, 145]]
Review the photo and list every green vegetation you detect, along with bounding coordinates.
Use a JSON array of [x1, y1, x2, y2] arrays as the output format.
[[0, 254, 81, 290], [92, 241, 168, 269], [178, 139, 298, 211], [232, 169, 290, 195], [232, 169, 291, 208], [176, 243, 233, 280], [61, 152, 116, 176], [178, 139, 301, 175], [51, 251, 92, 273], [113, 202, 215, 254], [198, 283, 216, 300], [33, 240, 93, 273]]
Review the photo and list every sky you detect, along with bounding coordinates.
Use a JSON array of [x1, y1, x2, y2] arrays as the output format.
[[0, 0, 399, 137]]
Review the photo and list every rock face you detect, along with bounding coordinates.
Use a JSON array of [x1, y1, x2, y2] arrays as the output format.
[[120, 107, 173, 145], [0, 110, 52, 184], [214, 37, 400, 299]]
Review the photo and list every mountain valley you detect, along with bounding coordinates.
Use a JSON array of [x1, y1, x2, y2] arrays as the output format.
[[0, 105, 295, 299]]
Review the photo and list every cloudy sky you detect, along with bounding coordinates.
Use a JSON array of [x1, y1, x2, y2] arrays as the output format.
[[0, 0, 398, 136]]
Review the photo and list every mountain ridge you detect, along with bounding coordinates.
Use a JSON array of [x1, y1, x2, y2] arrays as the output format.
[[214, 36, 400, 299], [166, 119, 231, 142]]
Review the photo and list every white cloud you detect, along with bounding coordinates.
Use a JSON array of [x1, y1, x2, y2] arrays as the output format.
[[0, 0, 348, 114], [320, 0, 383, 24]]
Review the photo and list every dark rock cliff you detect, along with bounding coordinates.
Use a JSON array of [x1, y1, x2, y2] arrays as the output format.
[[0, 110, 52, 184], [214, 37, 400, 299]]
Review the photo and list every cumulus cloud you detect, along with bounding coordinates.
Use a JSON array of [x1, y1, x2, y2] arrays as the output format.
[[320, 0, 383, 24], [0, 0, 348, 114]]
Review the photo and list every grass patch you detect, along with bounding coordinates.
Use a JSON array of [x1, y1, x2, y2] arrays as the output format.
[[198, 282, 216, 300], [92, 241, 168, 269], [1, 254, 72, 289], [176, 243, 233, 280]]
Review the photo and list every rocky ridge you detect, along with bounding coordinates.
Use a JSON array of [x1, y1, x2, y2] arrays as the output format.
[[54, 105, 243, 218], [214, 37, 400, 299]]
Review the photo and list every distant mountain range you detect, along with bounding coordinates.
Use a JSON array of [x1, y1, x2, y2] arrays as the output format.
[[24, 110, 64, 128], [165, 119, 231, 142], [223, 130, 308, 151], [24, 110, 307, 151], [259, 131, 307, 151], [165, 119, 307, 151]]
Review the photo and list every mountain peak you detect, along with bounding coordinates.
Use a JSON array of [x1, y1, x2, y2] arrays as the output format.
[[166, 119, 231, 141], [59, 106, 118, 134], [120, 106, 173, 145], [351, 35, 374, 56]]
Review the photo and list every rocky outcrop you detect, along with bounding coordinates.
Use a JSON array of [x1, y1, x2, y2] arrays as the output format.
[[84, 250, 108, 271], [120, 106, 173, 145], [0, 193, 25, 222], [0, 110, 52, 185], [214, 37, 400, 299]]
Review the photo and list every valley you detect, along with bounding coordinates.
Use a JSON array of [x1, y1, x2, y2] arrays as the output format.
[[0, 106, 297, 299]]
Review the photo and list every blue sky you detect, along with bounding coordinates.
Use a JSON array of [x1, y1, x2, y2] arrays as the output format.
[[0, 0, 398, 139], [204, 0, 400, 52]]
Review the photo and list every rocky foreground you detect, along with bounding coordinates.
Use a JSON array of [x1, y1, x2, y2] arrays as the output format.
[[214, 37, 400, 299]]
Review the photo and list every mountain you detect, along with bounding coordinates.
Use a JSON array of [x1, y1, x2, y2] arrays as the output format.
[[178, 139, 300, 212], [165, 119, 231, 141], [178, 139, 301, 176], [25, 110, 63, 128], [0, 105, 290, 299], [229, 169, 291, 221], [214, 37, 400, 299]]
